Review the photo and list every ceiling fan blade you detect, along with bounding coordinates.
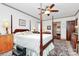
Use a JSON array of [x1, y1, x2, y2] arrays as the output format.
[[50, 4, 55, 9], [50, 10, 59, 12]]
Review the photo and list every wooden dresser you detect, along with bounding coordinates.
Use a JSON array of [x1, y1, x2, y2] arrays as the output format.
[[0, 34, 13, 54], [71, 33, 78, 51]]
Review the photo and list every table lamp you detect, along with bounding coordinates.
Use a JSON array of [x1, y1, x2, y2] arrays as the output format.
[[33, 27, 35, 32], [3, 21, 9, 34]]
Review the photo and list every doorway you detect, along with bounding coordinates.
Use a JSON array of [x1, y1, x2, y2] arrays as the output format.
[[53, 22, 61, 39], [66, 20, 75, 41]]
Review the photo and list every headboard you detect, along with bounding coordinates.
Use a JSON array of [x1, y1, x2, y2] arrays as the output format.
[[13, 29, 29, 34], [43, 32, 51, 34]]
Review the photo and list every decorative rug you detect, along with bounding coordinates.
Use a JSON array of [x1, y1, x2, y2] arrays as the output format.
[[49, 39, 78, 56]]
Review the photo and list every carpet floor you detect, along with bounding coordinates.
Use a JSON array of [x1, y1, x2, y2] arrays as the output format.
[[0, 39, 78, 56], [49, 39, 78, 56]]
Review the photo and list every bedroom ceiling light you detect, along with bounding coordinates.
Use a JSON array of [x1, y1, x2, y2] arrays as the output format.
[[38, 4, 59, 16], [44, 10, 50, 16]]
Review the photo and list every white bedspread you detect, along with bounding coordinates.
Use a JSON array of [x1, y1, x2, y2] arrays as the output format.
[[14, 33, 54, 56]]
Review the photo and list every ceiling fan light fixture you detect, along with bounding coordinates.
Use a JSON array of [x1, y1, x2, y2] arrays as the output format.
[[47, 14, 50, 16], [44, 10, 50, 15]]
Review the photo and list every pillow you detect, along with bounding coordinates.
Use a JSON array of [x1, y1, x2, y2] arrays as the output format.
[[24, 31, 33, 35], [15, 31, 33, 35], [15, 32, 26, 35], [15, 32, 22, 35]]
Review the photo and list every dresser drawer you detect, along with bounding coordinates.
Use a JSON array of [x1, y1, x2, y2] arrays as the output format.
[[71, 33, 78, 49]]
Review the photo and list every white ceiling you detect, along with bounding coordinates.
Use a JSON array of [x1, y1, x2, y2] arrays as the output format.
[[5, 3, 79, 20]]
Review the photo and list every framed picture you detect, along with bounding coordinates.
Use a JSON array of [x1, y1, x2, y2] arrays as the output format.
[[47, 25, 51, 30], [19, 19, 26, 26]]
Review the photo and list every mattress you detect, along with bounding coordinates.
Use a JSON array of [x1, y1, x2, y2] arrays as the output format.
[[14, 33, 54, 56]]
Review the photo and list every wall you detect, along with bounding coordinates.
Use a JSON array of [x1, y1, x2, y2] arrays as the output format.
[[75, 12, 79, 41], [42, 20, 52, 32], [42, 16, 76, 40], [0, 4, 38, 34], [0, 3, 78, 40]]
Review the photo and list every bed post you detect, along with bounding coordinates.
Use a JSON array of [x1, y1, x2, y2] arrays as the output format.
[[52, 16, 54, 41], [11, 15, 13, 34], [40, 3, 43, 56]]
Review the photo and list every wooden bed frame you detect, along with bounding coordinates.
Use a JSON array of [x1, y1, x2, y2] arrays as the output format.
[[11, 4, 53, 56], [13, 29, 29, 34], [39, 4, 53, 56]]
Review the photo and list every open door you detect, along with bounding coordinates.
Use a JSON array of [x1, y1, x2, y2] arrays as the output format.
[[66, 20, 75, 41]]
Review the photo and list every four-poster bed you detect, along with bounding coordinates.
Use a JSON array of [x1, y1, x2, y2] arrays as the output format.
[[39, 3, 54, 56], [11, 3, 58, 56], [13, 31, 54, 56]]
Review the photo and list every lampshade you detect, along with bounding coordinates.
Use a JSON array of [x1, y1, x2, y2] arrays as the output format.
[[3, 21, 9, 28], [44, 10, 50, 15], [33, 27, 35, 29]]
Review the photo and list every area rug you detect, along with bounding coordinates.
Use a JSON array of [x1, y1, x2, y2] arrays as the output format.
[[49, 39, 78, 56]]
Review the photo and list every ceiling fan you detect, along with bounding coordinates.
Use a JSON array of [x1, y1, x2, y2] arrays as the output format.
[[38, 4, 59, 16]]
